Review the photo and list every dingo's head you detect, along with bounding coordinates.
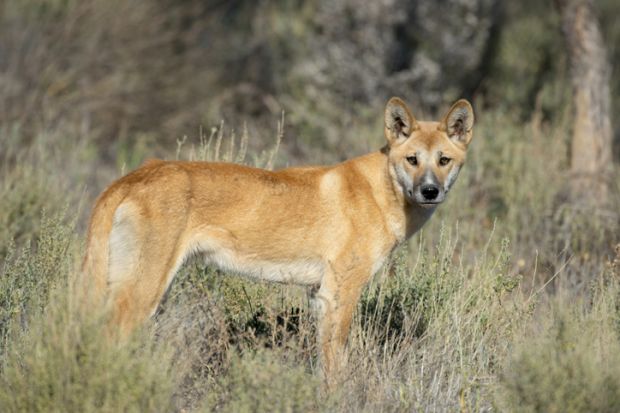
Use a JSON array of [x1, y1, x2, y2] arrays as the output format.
[[384, 97, 474, 208]]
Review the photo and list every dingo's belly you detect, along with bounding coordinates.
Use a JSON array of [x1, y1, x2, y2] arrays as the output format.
[[190, 229, 324, 285], [206, 251, 324, 285]]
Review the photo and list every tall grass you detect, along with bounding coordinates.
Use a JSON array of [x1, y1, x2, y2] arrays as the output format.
[[0, 108, 618, 411], [497, 249, 620, 412]]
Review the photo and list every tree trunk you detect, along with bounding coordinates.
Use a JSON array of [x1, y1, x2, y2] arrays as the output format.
[[555, 0, 613, 203]]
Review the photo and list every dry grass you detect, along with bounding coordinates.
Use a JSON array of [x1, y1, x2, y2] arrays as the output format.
[[1, 114, 617, 411]]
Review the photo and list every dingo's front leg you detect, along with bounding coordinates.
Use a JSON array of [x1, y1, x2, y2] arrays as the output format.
[[315, 262, 369, 378]]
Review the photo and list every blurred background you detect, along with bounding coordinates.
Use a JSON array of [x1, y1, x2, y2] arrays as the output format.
[[1, 0, 618, 161]]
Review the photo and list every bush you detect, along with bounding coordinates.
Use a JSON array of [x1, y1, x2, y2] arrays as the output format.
[[0, 306, 179, 413], [203, 350, 321, 413], [0, 211, 74, 351], [498, 262, 620, 412]]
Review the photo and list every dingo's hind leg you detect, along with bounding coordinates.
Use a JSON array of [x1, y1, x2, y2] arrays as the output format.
[[106, 201, 188, 336]]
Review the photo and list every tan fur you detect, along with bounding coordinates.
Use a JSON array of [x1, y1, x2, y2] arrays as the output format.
[[81, 97, 474, 374]]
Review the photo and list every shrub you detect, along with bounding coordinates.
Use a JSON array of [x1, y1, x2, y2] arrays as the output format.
[[0, 211, 74, 351], [0, 305, 179, 413], [497, 265, 620, 412], [203, 350, 321, 413]]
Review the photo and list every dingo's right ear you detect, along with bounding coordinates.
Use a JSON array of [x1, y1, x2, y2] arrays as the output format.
[[384, 97, 418, 145]]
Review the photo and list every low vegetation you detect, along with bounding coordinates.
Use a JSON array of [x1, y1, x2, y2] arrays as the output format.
[[0, 109, 618, 411]]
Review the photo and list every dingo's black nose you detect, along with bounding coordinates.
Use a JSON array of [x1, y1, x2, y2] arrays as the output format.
[[421, 184, 439, 200]]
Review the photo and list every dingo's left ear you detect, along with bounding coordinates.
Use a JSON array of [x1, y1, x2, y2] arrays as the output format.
[[385, 97, 418, 145], [439, 99, 474, 147]]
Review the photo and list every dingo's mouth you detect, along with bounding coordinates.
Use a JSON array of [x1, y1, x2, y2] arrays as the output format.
[[418, 201, 441, 207]]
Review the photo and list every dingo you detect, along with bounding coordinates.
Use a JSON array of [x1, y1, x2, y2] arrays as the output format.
[[82, 97, 474, 373]]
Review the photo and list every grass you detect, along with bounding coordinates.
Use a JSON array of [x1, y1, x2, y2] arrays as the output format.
[[0, 108, 618, 411], [0, 101, 617, 412], [497, 255, 620, 412]]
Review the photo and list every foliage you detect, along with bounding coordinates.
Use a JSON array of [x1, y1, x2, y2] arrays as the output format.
[[203, 350, 321, 413], [0, 211, 74, 351], [497, 255, 620, 412]]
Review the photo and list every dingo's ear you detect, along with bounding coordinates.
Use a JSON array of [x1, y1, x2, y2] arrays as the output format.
[[439, 99, 474, 147], [385, 97, 418, 145]]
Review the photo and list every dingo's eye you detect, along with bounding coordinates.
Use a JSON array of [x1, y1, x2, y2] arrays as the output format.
[[406, 156, 418, 166], [439, 156, 451, 166]]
